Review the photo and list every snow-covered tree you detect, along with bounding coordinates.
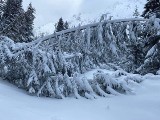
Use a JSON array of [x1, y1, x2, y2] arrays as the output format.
[[136, 17, 160, 74], [55, 17, 65, 32], [64, 21, 69, 30], [137, 35, 160, 74], [0, 14, 159, 98], [55, 17, 69, 32], [0, 35, 145, 99], [142, 0, 160, 18], [133, 6, 140, 18]]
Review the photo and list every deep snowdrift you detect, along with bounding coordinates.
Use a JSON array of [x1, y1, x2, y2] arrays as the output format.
[[0, 71, 160, 120]]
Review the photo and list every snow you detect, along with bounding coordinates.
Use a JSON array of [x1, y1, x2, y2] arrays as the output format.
[[157, 70, 160, 75], [145, 45, 156, 59], [110, 42, 118, 56], [0, 71, 160, 120], [82, 69, 113, 79]]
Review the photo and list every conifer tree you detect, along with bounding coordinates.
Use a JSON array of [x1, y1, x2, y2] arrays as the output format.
[[56, 17, 64, 32], [2, 0, 24, 42], [133, 6, 140, 18], [23, 3, 35, 42], [55, 18, 69, 32], [64, 21, 69, 30], [0, 0, 35, 43], [142, 0, 160, 18]]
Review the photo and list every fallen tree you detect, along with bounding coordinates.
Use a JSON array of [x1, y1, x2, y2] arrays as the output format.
[[0, 36, 143, 99], [0, 17, 160, 98]]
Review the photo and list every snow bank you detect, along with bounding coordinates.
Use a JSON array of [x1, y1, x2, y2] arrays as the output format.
[[0, 74, 160, 120]]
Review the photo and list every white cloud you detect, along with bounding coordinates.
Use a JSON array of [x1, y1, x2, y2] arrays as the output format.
[[23, 0, 145, 28], [23, 0, 83, 27]]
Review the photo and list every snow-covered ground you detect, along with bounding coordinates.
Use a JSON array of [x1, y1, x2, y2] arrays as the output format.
[[0, 70, 160, 120]]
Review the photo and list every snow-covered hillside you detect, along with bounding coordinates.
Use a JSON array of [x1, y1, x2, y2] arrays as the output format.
[[0, 70, 160, 120], [34, 0, 146, 37]]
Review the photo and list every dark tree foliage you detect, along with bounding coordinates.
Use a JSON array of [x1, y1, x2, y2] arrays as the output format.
[[2, 0, 23, 19], [142, 0, 160, 18], [0, 0, 6, 19], [1, 0, 24, 42], [64, 21, 69, 30], [56, 17, 64, 32], [23, 3, 35, 42], [140, 44, 160, 75], [127, 44, 144, 72], [55, 17, 69, 32], [0, 0, 35, 43]]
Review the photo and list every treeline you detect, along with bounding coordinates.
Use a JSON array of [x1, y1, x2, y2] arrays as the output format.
[[0, 0, 35, 43]]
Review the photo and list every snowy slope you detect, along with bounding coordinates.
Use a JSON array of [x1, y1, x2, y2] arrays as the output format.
[[0, 71, 160, 120], [34, 0, 146, 37]]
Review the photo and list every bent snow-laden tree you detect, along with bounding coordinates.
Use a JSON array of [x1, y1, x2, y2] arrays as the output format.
[[41, 18, 160, 73], [0, 36, 144, 99], [0, 17, 159, 99], [137, 17, 160, 75]]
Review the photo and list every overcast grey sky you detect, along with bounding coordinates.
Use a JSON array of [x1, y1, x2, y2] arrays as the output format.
[[23, 0, 84, 27], [23, 0, 121, 27], [23, 0, 144, 28]]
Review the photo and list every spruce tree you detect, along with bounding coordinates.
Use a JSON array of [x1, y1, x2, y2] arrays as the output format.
[[64, 21, 69, 30], [3, 0, 23, 23], [0, 0, 35, 43], [23, 3, 35, 42], [2, 0, 24, 42], [133, 6, 140, 18], [142, 0, 160, 18], [56, 17, 64, 32]]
